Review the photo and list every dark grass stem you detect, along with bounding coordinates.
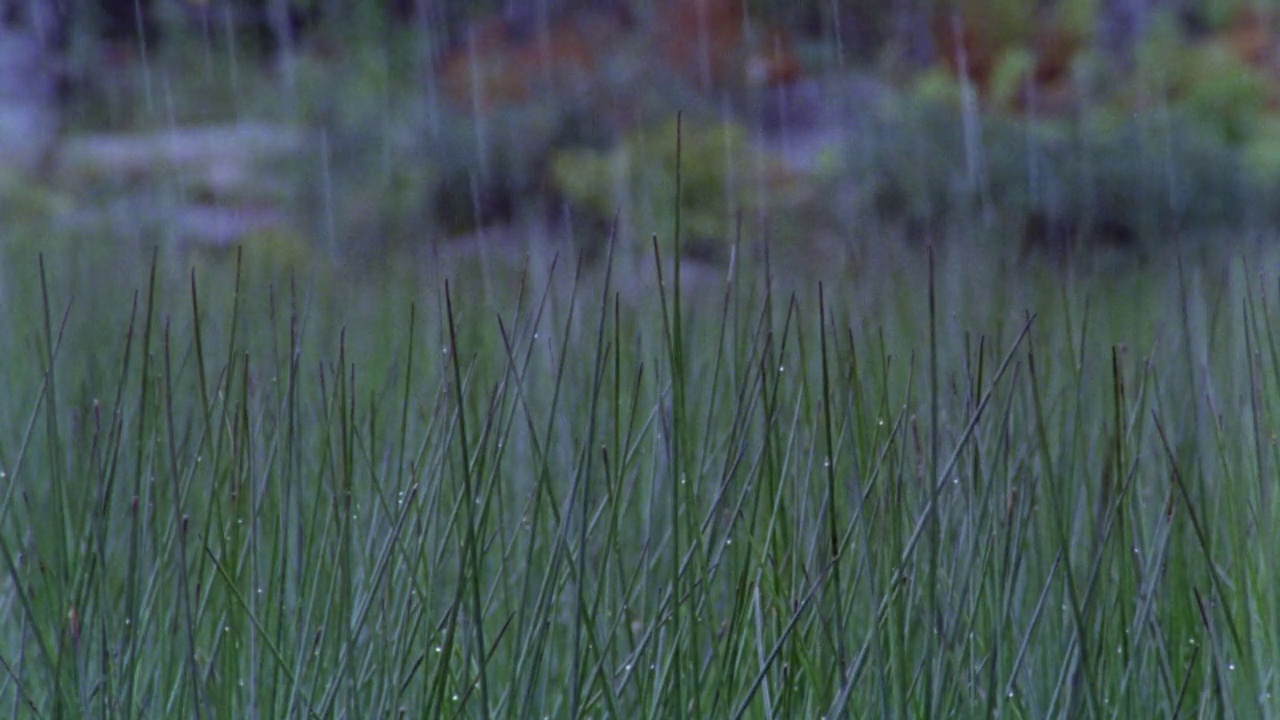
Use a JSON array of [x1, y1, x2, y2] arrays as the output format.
[[444, 281, 493, 720]]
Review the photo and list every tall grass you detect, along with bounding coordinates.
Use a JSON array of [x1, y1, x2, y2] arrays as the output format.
[[0, 236, 1277, 718]]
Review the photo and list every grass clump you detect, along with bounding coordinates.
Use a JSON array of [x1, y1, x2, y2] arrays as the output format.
[[0, 237, 1277, 717]]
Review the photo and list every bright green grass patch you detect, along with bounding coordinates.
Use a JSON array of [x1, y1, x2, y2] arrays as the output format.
[[0, 238, 1277, 718]]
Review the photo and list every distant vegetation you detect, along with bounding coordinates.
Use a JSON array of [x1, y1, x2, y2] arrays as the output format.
[[5, 0, 1280, 263]]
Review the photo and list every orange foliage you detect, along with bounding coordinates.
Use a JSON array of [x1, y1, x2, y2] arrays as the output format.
[[931, 10, 1000, 90], [747, 26, 805, 88], [654, 0, 802, 91], [1030, 22, 1080, 87], [1214, 8, 1280, 109], [932, 7, 1082, 114], [437, 10, 628, 112], [1223, 8, 1279, 69], [1015, 22, 1082, 114], [436, 1, 804, 114]]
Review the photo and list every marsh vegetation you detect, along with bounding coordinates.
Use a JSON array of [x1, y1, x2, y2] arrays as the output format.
[[2, 1, 1279, 717]]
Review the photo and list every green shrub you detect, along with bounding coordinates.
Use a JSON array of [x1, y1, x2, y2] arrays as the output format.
[[1132, 11, 1271, 145], [836, 91, 1265, 249], [551, 117, 770, 259]]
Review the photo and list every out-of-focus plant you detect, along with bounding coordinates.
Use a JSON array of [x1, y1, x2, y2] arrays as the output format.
[[551, 117, 804, 260], [835, 85, 1268, 251]]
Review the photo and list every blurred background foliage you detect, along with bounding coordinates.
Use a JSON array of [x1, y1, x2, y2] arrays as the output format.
[[3, 0, 1280, 272]]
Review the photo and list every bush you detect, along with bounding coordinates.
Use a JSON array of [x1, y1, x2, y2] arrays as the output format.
[[835, 90, 1268, 250], [550, 117, 806, 260]]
